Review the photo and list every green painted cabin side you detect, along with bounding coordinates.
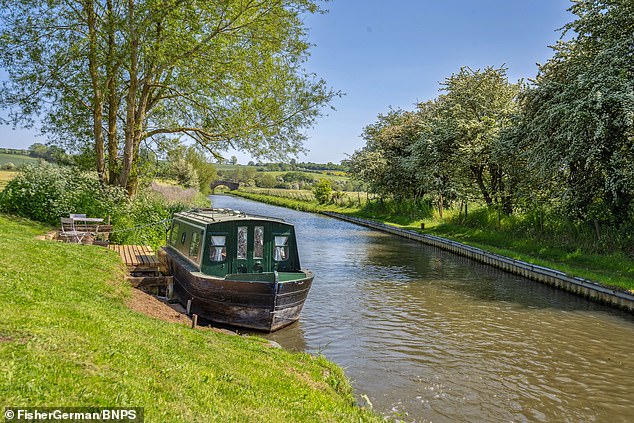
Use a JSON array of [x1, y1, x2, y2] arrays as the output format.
[[167, 210, 301, 278]]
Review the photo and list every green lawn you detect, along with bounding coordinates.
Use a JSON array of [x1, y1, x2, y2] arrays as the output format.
[[0, 214, 378, 422]]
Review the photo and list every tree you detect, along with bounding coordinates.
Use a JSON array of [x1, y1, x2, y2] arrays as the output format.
[[404, 100, 459, 218], [313, 178, 332, 204], [28, 144, 49, 159], [349, 109, 422, 200], [171, 158, 199, 189], [348, 148, 389, 197], [438, 66, 521, 213], [349, 67, 520, 215], [0, 0, 337, 195], [517, 0, 634, 225], [166, 144, 217, 193], [255, 173, 277, 188], [230, 156, 238, 166]]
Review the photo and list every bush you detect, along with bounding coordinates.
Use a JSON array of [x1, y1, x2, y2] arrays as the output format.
[[111, 184, 208, 248], [313, 179, 332, 204], [109, 192, 184, 249], [0, 163, 128, 225], [255, 173, 278, 188], [281, 171, 314, 184], [0, 163, 203, 249], [1, 162, 17, 170]]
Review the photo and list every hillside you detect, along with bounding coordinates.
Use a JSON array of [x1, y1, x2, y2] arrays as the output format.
[[0, 153, 40, 167]]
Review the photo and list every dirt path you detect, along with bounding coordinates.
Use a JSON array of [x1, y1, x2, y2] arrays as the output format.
[[126, 289, 191, 325], [125, 288, 241, 337]]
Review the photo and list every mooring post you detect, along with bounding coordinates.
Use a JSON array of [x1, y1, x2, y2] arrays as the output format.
[[186, 299, 192, 315], [166, 281, 174, 300], [191, 314, 198, 329]]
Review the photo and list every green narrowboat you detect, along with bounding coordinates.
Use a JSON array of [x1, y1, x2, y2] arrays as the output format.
[[158, 208, 314, 332]]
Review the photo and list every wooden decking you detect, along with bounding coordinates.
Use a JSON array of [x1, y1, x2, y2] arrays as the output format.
[[109, 244, 160, 273], [109, 244, 173, 293]]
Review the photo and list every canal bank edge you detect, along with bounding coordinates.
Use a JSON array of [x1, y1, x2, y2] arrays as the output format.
[[322, 212, 634, 313]]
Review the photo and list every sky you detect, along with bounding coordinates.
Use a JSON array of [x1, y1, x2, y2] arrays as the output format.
[[0, 0, 574, 164]]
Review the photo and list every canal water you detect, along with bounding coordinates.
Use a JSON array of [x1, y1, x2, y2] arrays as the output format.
[[210, 195, 634, 422]]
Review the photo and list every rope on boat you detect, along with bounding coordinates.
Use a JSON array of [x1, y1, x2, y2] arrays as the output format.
[[109, 218, 173, 234]]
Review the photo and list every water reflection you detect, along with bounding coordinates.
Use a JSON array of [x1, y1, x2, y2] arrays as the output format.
[[263, 319, 307, 353], [211, 195, 634, 422]]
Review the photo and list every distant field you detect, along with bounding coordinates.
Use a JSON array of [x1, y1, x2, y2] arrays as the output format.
[[241, 187, 369, 207], [215, 164, 350, 183], [215, 164, 257, 172], [263, 170, 349, 183], [0, 170, 18, 190], [0, 153, 39, 167]]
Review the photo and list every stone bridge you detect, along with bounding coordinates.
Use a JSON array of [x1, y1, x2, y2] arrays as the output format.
[[210, 180, 240, 192]]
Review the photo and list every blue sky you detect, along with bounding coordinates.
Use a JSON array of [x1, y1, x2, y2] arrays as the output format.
[[0, 0, 573, 164]]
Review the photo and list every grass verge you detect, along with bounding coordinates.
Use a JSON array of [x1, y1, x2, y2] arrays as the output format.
[[230, 190, 349, 214], [422, 223, 634, 294], [230, 190, 634, 293], [0, 214, 378, 422]]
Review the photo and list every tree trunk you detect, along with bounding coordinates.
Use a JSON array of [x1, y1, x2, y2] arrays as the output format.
[[85, 0, 105, 184], [106, 0, 119, 185], [496, 167, 514, 215], [470, 165, 493, 206], [106, 86, 119, 184], [119, 0, 139, 195], [438, 193, 444, 219], [458, 199, 464, 222]]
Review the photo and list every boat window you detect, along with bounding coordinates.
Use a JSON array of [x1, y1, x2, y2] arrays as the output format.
[[237, 226, 248, 259], [189, 231, 201, 259], [209, 235, 226, 262], [169, 223, 180, 246], [274, 236, 289, 261], [254, 226, 264, 259], [181, 231, 187, 245]]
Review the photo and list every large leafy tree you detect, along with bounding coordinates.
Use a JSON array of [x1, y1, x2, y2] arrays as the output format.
[[349, 109, 422, 200], [404, 99, 461, 218], [438, 66, 521, 213], [518, 0, 634, 224], [0, 0, 336, 195], [350, 67, 520, 213]]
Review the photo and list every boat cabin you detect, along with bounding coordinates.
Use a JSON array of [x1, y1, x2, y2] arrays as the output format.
[[166, 209, 301, 277]]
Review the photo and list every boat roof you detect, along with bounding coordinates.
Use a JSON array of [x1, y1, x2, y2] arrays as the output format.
[[173, 208, 289, 226]]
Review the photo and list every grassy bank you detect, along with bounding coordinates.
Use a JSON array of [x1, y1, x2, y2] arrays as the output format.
[[0, 214, 378, 422], [231, 190, 634, 293], [420, 223, 634, 293], [231, 189, 340, 213]]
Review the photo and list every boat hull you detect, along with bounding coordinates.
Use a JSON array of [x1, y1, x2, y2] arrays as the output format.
[[159, 247, 313, 332]]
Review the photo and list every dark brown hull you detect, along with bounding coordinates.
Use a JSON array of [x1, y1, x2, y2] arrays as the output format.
[[159, 247, 313, 332]]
